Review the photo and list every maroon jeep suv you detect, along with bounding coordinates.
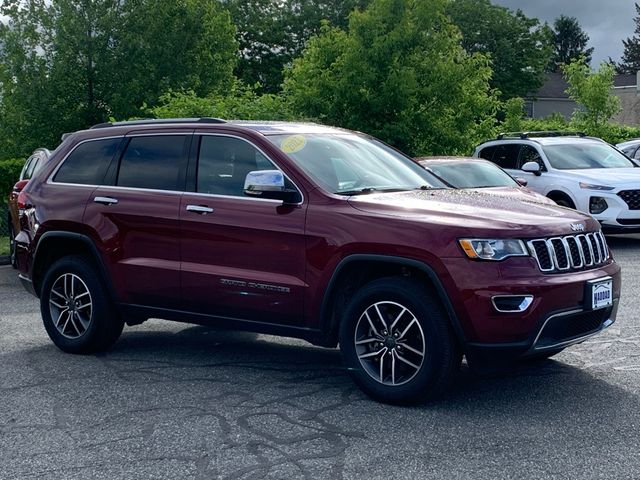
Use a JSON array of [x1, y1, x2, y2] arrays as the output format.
[[14, 119, 621, 404]]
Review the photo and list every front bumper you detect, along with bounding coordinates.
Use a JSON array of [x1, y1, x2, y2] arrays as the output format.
[[582, 190, 640, 230], [466, 300, 618, 361], [442, 256, 621, 356]]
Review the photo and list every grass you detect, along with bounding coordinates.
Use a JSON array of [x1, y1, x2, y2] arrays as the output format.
[[0, 236, 10, 256]]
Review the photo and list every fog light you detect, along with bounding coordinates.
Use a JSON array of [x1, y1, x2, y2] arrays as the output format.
[[589, 197, 608, 214], [492, 295, 534, 313]]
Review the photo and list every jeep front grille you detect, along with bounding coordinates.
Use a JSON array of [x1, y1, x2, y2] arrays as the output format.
[[527, 232, 609, 273]]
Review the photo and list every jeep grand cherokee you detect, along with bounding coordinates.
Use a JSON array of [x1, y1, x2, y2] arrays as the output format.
[[14, 119, 621, 404]]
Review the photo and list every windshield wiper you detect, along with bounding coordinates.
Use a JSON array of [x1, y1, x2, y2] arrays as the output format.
[[338, 187, 409, 196]]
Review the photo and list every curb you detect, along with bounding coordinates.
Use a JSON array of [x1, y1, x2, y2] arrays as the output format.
[[0, 255, 10, 266]]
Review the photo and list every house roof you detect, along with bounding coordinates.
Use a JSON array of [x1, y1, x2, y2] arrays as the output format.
[[531, 72, 637, 99]]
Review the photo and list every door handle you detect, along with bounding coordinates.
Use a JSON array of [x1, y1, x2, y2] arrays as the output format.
[[186, 204, 214, 215], [94, 196, 118, 205]]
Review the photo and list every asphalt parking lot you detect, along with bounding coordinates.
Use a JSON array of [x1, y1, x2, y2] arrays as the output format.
[[2, 237, 640, 480]]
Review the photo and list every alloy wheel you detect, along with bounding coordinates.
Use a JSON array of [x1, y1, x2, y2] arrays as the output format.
[[354, 301, 426, 386], [48, 273, 93, 339]]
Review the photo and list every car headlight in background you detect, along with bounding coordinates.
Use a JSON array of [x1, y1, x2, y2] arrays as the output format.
[[579, 182, 615, 191], [459, 239, 529, 261]]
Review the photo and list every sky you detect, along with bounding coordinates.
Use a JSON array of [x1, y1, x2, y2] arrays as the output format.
[[494, 0, 637, 66]]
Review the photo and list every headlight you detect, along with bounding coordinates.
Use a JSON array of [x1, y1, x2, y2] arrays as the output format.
[[459, 239, 529, 261], [579, 182, 615, 191]]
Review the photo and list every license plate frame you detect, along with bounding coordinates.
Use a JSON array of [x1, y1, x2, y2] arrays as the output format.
[[585, 277, 613, 311]]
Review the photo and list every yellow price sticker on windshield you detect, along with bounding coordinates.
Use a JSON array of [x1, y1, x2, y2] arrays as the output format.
[[281, 135, 306, 154]]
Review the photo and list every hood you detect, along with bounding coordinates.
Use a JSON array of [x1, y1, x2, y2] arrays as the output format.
[[564, 168, 640, 186], [348, 189, 598, 237], [467, 186, 556, 205]]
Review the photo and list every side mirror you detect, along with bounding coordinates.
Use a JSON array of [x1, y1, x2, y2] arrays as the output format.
[[244, 170, 301, 204], [13, 179, 29, 193], [521, 161, 542, 176], [515, 177, 528, 187]]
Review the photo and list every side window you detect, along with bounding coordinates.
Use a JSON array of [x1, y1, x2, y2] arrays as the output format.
[[519, 145, 546, 171], [54, 138, 121, 185], [478, 146, 496, 161], [197, 136, 289, 197], [25, 158, 40, 179], [21, 157, 35, 180], [621, 146, 634, 157], [117, 135, 188, 191], [492, 144, 521, 169], [634, 148, 640, 160]]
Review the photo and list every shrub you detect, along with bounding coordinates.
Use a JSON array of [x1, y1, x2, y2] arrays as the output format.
[[0, 158, 26, 206]]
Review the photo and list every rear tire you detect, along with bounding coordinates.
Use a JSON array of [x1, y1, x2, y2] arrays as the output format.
[[40, 255, 124, 354], [339, 277, 461, 404]]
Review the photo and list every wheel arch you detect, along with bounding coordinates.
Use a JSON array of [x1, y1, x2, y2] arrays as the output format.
[[546, 189, 577, 207], [319, 254, 466, 348], [32, 231, 116, 302]]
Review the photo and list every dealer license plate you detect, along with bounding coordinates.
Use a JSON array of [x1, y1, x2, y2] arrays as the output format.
[[588, 278, 613, 310]]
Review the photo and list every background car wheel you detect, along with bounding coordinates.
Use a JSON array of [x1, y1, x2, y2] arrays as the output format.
[[549, 194, 576, 209], [9, 223, 17, 269], [40, 255, 124, 354], [339, 277, 461, 405]]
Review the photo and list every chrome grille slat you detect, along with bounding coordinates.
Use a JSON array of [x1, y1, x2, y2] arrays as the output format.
[[588, 233, 602, 264], [578, 234, 594, 266], [564, 237, 583, 269], [527, 232, 609, 273]]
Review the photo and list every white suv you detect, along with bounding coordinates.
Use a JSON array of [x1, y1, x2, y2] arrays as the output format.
[[474, 133, 640, 232]]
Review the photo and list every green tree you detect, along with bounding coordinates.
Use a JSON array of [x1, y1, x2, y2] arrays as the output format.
[[550, 15, 593, 71], [618, 3, 640, 74], [110, 0, 237, 119], [562, 58, 621, 133], [447, 0, 552, 99], [0, 0, 57, 156], [502, 97, 525, 133], [0, 0, 238, 158], [47, 0, 122, 130], [146, 84, 295, 120], [224, 0, 371, 93], [284, 0, 499, 156]]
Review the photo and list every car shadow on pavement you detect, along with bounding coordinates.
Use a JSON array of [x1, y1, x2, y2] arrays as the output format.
[[97, 323, 635, 410]]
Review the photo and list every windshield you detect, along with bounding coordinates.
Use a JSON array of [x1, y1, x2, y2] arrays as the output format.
[[266, 133, 446, 194], [543, 143, 635, 170], [424, 162, 518, 188]]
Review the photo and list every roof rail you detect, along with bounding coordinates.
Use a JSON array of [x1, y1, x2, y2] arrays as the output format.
[[496, 131, 586, 140], [90, 118, 227, 129]]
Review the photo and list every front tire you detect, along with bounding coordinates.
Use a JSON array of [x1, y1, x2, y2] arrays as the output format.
[[339, 277, 461, 404], [40, 255, 124, 354]]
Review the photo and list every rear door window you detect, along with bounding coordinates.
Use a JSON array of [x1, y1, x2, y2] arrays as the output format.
[[491, 144, 521, 169], [478, 146, 496, 161], [117, 135, 189, 191], [54, 138, 121, 185]]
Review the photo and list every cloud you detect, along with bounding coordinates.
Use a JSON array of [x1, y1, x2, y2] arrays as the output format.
[[493, 0, 637, 65]]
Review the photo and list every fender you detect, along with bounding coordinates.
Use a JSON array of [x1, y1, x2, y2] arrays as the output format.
[[32, 231, 118, 302], [320, 254, 467, 346]]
